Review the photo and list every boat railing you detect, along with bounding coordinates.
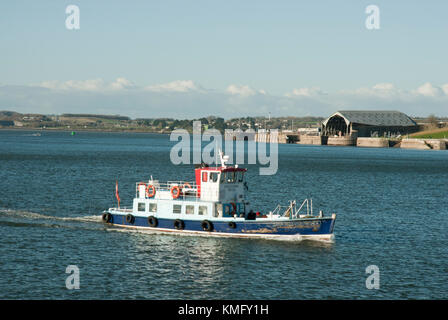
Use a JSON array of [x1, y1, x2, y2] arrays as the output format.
[[272, 199, 314, 218], [271, 204, 291, 216], [292, 199, 313, 218], [110, 207, 132, 212], [135, 181, 201, 200]]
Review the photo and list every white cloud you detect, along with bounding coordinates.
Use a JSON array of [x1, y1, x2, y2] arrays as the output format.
[[442, 84, 448, 95], [37, 77, 137, 91], [3, 80, 448, 118], [39, 79, 105, 91], [145, 80, 199, 92], [341, 83, 404, 99], [336, 82, 448, 100], [226, 84, 266, 97], [415, 82, 444, 97], [372, 83, 395, 91], [285, 87, 325, 97], [110, 77, 135, 90]]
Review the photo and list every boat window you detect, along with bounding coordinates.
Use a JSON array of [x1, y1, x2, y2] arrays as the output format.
[[214, 203, 222, 217], [186, 205, 195, 214], [220, 172, 226, 183], [173, 204, 182, 214], [149, 203, 157, 213], [202, 171, 208, 182], [239, 203, 245, 214], [227, 171, 236, 183], [138, 203, 145, 212], [210, 172, 219, 182], [198, 206, 207, 215]]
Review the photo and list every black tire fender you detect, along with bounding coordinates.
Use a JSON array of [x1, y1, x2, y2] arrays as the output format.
[[201, 220, 214, 232], [102, 212, 112, 223], [126, 214, 135, 224], [174, 219, 184, 230], [148, 216, 158, 227]]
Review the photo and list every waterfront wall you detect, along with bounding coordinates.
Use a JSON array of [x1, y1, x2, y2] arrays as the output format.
[[400, 139, 446, 150], [327, 136, 356, 146], [254, 132, 292, 143], [255, 132, 322, 144], [230, 130, 447, 151], [356, 137, 389, 148], [298, 135, 325, 145], [224, 131, 256, 141]]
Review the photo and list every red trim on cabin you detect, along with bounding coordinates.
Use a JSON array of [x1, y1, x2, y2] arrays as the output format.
[[198, 166, 247, 172], [195, 166, 247, 197]]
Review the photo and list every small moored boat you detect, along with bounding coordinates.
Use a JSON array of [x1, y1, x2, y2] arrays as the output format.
[[102, 152, 336, 242]]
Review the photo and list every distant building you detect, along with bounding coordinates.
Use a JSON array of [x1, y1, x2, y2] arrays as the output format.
[[321, 110, 418, 138], [224, 129, 256, 141], [298, 127, 320, 136], [0, 120, 14, 127]]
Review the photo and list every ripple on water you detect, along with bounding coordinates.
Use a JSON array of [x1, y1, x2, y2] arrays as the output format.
[[0, 131, 447, 299]]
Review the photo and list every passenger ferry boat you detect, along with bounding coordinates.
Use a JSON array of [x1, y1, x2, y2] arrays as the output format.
[[102, 152, 336, 242]]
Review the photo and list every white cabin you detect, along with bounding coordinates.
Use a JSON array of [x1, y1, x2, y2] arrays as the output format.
[[131, 163, 249, 221]]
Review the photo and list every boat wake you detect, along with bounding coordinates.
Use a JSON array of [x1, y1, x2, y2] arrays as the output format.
[[0, 208, 103, 231], [22, 133, 42, 137], [105, 223, 335, 244], [0, 208, 102, 222]]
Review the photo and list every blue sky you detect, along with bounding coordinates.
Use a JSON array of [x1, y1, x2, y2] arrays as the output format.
[[1, 0, 447, 118]]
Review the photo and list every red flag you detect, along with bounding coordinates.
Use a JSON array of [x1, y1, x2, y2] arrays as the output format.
[[115, 180, 121, 208]]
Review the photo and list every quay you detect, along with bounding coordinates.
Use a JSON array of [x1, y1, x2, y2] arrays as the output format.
[[225, 111, 447, 151]]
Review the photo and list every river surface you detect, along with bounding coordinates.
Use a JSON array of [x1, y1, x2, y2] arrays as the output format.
[[0, 130, 447, 299]]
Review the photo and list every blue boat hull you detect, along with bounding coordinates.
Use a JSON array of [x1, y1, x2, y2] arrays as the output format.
[[105, 211, 336, 241]]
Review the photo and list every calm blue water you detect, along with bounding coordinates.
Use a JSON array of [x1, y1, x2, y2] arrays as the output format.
[[0, 130, 447, 299]]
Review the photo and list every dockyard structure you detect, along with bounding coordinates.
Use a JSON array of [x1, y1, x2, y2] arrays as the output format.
[[321, 110, 418, 138]]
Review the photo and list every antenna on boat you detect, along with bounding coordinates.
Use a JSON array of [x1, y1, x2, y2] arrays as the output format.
[[219, 149, 230, 169]]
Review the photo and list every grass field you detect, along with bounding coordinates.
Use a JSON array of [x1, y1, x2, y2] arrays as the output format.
[[410, 128, 448, 139]]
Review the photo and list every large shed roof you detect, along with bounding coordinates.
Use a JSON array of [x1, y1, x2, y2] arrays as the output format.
[[322, 111, 417, 127]]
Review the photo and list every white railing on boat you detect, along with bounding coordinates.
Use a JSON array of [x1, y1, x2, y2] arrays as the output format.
[[271, 199, 320, 219], [109, 207, 132, 212], [135, 181, 201, 200]]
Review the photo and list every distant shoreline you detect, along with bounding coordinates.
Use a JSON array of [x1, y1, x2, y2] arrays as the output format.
[[0, 127, 170, 134]]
